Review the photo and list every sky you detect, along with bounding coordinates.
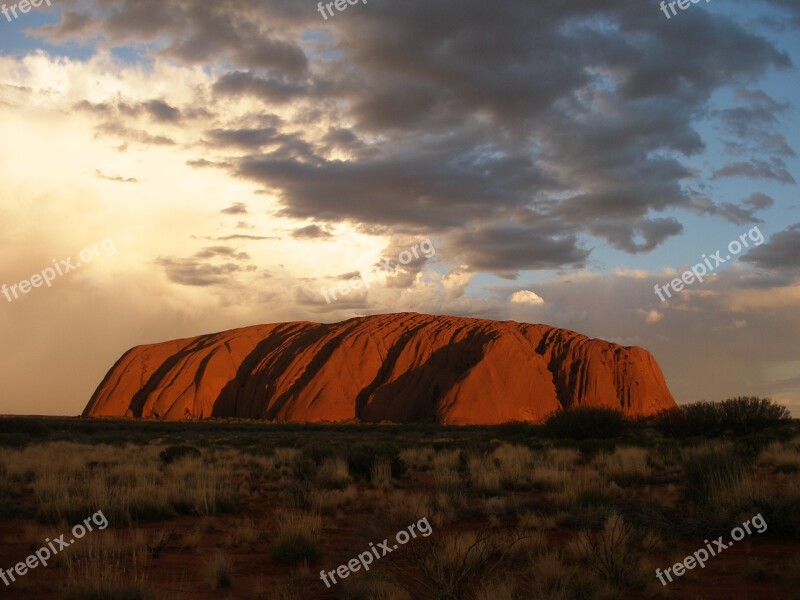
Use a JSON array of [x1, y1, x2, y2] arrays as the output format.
[[0, 0, 798, 417]]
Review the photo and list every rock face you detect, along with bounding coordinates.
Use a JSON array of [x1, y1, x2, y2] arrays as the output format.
[[83, 313, 676, 425]]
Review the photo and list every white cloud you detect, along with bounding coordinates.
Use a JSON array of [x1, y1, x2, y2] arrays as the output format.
[[639, 309, 663, 323], [510, 290, 545, 305]]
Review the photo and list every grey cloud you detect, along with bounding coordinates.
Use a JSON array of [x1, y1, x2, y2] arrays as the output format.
[[193, 246, 250, 260], [589, 217, 683, 253], [76, 98, 181, 124], [221, 202, 247, 215], [95, 122, 175, 146], [743, 193, 775, 211], [143, 99, 181, 123], [712, 160, 796, 184], [156, 245, 254, 286], [206, 127, 281, 149], [689, 195, 765, 225], [449, 224, 590, 278], [34, 0, 309, 75], [743, 223, 800, 271], [212, 72, 313, 104], [32, 0, 798, 272], [292, 225, 331, 239]]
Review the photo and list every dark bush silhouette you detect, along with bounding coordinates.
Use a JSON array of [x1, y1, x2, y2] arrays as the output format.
[[158, 445, 201, 464], [653, 397, 791, 437], [346, 443, 406, 480], [543, 407, 627, 439]]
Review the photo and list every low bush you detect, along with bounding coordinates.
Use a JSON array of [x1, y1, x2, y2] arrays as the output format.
[[158, 445, 201, 465], [543, 408, 627, 440], [270, 510, 323, 564], [346, 444, 406, 480], [653, 397, 791, 437]]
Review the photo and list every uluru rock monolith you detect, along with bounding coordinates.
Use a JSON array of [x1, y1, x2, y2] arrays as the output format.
[[83, 313, 676, 424]]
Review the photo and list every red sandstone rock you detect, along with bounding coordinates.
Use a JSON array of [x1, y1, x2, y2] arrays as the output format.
[[83, 313, 676, 424]]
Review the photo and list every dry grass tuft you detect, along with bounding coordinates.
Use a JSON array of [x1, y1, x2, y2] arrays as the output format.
[[592, 446, 651, 483], [317, 456, 351, 489]]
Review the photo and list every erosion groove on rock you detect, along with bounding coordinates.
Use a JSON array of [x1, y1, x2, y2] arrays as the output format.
[[83, 313, 676, 424]]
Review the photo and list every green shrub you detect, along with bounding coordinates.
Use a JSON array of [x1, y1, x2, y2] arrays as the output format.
[[543, 408, 627, 440]]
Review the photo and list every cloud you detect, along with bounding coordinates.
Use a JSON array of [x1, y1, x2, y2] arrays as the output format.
[[743, 223, 800, 271], [689, 195, 766, 225], [221, 202, 247, 215], [95, 170, 138, 183], [743, 192, 775, 211], [292, 224, 331, 239], [156, 246, 254, 286], [24, 0, 794, 267], [143, 99, 181, 123], [510, 290, 545, 305], [712, 160, 796, 184], [638, 309, 663, 324], [449, 223, 590, 277]]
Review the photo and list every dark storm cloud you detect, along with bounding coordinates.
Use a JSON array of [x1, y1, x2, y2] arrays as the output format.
[[34, 0, 309, 75], [33, 0, 796, 273], [761, 0, 800, 26], [321, 127, 364, 154], [206, 127, 281, 149], [212, 72, 318, 104], [238, 140, 553, 230], [449, 224, 590, 277], [743, 224, 800, 270]]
